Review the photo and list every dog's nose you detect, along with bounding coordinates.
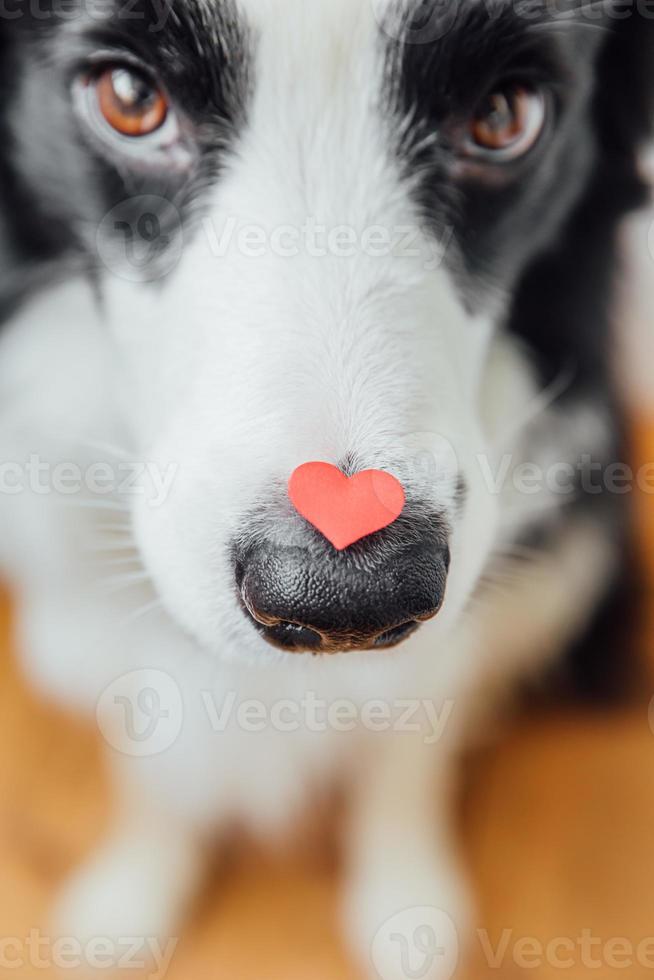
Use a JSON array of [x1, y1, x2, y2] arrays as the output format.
[[234, 517, 449, 653]]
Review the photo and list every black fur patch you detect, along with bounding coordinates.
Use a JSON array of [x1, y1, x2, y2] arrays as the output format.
[[0, 0, 253, 304]]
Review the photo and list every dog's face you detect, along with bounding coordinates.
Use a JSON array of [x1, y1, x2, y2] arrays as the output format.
[[6, 0, 606, 659]]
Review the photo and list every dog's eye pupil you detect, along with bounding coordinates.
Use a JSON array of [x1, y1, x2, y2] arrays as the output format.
[[473, 91, 523, 148], [469, 84, 543, 157], [95, 67, 168, 137], [112, 69, 153, 111]]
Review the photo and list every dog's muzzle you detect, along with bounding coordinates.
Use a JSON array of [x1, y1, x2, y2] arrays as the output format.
[[233, 512, 449, 654]]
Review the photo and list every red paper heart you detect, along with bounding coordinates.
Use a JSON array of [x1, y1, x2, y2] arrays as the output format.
[[288, 462, 405, 551]]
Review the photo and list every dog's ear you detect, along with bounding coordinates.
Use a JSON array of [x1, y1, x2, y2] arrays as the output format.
[[595, 6, 654, 206], [0, 19, 14, 320]]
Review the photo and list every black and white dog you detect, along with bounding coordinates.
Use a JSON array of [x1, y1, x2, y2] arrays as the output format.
[[0, 0, 652, 977]]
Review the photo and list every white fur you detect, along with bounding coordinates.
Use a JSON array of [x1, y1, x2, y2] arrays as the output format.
[[0, 3, 617, 977]]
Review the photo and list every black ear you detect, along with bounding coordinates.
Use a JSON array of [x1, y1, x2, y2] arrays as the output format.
[[595, 8, 654, 208], [506, 9, 653, 397], [0, 20, 15, 321]]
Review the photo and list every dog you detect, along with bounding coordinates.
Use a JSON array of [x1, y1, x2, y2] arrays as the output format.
[[0, 0, 652, 977]]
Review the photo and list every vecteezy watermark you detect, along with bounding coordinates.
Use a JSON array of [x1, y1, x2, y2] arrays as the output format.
[[372, 907, 459, 980], [96, 670, 456, 757], [370, 915, 654, 979], [201, 216, 454, 271], [372, 0, 654, 45], [96, 197, 455, 282], [477, 927, 654, 970], [97, 196, 184, 283], [0, 930, 177, 978], [372, 0, 462, 44], [4, 0, 654, 29], [3, 443, 651, 515], [200, 691, 454, 744], [0, 454, 178, 507], [477, 451, 654, 498], [96, 669, 185, 757]]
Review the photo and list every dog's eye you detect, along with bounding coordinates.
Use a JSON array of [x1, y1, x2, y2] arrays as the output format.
[[466, 84, 546, 162], [93, 66, 168, 137], [74, 61, 191, 171]]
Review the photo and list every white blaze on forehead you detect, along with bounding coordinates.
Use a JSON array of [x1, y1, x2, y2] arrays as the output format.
[[231, 0, 396, 224], [236, 0, 387, 33]]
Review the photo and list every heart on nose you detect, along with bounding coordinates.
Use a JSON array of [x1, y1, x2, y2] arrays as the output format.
[[288, 462, 405, 551]]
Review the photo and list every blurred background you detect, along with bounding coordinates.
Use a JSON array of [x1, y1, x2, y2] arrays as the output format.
[[0, 192, 652, 977]]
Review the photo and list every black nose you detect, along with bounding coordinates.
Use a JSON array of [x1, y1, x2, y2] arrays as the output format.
[[234, 514, 449, 654]]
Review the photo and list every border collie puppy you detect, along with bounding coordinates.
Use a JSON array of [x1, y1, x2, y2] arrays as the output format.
[[0, 1, 651, 976]]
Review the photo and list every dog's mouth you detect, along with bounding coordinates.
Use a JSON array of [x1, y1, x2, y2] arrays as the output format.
[[241, 606, 422, 654]]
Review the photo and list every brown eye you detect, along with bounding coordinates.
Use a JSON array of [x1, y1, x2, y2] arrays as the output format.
[[468, 84, 546, 160], [94, 67, 168, 137]]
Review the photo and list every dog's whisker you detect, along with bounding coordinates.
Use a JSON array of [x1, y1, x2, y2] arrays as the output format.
[[60, 499, 132, 513], [86, 536, 135, 548], [118, 598, 164, 629], [97, 570, 150, 584], [83, 536, 137, 551], [526, 19, 616, 38], [50, 432, 134, 462], [494, 364, 576, 450], [96, 571, 152, 596], [92, 556, 144, 570], [484, 566, 531, 587], [492, 544, 544, 563], [6, 424, 133, 462], [469, 579, 515, 604]]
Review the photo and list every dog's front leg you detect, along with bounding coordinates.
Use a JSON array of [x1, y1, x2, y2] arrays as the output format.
[[52, 766, 205, 977], [344, 728, 470, 980], [52, 773, 204, 975]]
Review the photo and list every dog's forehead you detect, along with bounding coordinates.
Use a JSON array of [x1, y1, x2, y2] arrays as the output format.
[[175, 0, 592, 81], [229, 0, 475, 53], [232, 0, 508, 27], [229, 0, 559, 35], [231, 0, 389, 69], [235, 0, 387, 30]]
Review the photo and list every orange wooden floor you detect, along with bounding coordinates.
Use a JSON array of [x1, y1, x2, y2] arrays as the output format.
[[1, 420, 653, 980]]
